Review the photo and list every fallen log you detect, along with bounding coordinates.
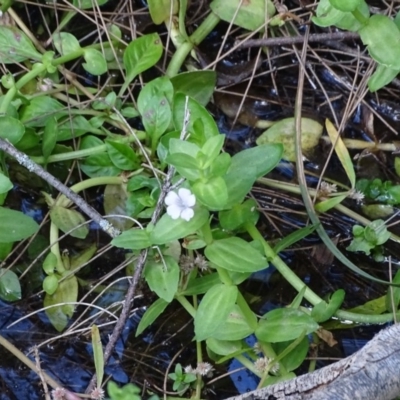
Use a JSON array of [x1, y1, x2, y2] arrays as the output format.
[[225, 324, 400, 400]]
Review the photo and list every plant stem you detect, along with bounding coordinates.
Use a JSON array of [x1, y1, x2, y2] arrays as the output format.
[[176, 295, 196, 318], [166, 11, 220, 77], [245, 223, 400, 324], [30, 133, 146, 165]]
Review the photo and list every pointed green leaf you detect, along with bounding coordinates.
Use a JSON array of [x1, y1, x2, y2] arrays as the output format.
[[0, 207, 39, 243], [144, 255, 179, 302], [136, 297, 169, 336], [91, 325, 104, 388], [256, 308, 319, 343], [205, 237, 267, 273], [194, 283, 238, 341], [150, 207, 209, 245]]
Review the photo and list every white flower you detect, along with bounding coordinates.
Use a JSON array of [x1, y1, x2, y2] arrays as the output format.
[[165, 188, 196, 221]]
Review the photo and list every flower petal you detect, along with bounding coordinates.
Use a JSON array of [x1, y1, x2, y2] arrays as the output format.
[[165, 191, 179, 206], [185, 193, 196, 207], [180, 207, 194, 221], [167, 204, 182, 219], [178, 188, 196, 207]]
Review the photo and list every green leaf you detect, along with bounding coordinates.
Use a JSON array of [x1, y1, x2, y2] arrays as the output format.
[[173, 93, 219, 144], [148, 0, 178, 24], [103, 184, 133, 231], [311, 289, 345, 323], [192, 176, 228, 210], [111, 228, 151, 250], [180, 273, 221, 296], [0, 172, 12, 194], [0, 207, 39, 243], [44, 275, 78, 331], [256, 118, 322, 162], [137, 76, 173, 144], [329, 0, 362, 12], [194, 283, 238, 341], [312, 0, 369, 31], [256, 308, 319, 343], [80, 154, 122, 178], [359, 15, 400, 69], [42, 117, 58, 161], [205, 237, 267, 273], [144, 255, 179, 302], [272, 337, 309, 372], [20, 97, 65, 127], [224, 144, 283, 207], [0, 26, 42, 63], [315, 194, 347, 213], [70, 244, 97, 271], [368, 63, 400, 92], [136, 297, 169, 336], [273, 224, 316, 253], [43, 274, 58, 295], [91, 325, 104, 388], [105, 139, 139, 170], [171, 71, 216, 106], [52, 32, 81, 55], [325, 119, 355, 188], [219, 199, 259, 231], [210, 0, 276, 31], [210, 304, 255, 340], [166, 153, 199, 170], [206, 338, 243, 357], [72, 0, 108, 9], [122, 33, 163, 92], [0, 269, 21, 301], [0, 115, 25, 144], [200, 134, 225, 168], [57, 115, 97, 141], [83, 48, 108, 75], [42, 252, 58, 275], [150, 207, 209, 245], [50, 206, 88, 239]]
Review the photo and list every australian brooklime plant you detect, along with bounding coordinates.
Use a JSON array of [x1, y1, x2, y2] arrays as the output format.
[[2, 0, 400, 398]]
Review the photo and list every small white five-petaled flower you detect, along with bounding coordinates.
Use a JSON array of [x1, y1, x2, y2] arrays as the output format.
[[165, 188, 196, 221]]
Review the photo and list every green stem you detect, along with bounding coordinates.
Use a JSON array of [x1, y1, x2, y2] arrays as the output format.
[[70, 176, 124, 193], [245, 222, 400, 324], [56, 176, 124, 208], [352, 8, 368, 25], [176, 295, 196, 318], [166, 11, 220, 77], [245, 223, 322, 305], [235, 354, 262, 377], [30, 133, 146, 165], [215, 266, 233, 286], [195, 340, 202, 400], [236, 292, 258, 330], [50, 221, 65, 274]]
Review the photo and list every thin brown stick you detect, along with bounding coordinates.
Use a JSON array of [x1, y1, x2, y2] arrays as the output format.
[[236, 31, 359, 49]]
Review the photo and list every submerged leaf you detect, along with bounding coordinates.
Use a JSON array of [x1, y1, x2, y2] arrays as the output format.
[[0, 269, 21, 301], [256, 117, 323, 162]]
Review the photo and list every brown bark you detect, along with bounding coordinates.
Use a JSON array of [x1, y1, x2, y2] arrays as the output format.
[[225, 324, 400, 400]]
